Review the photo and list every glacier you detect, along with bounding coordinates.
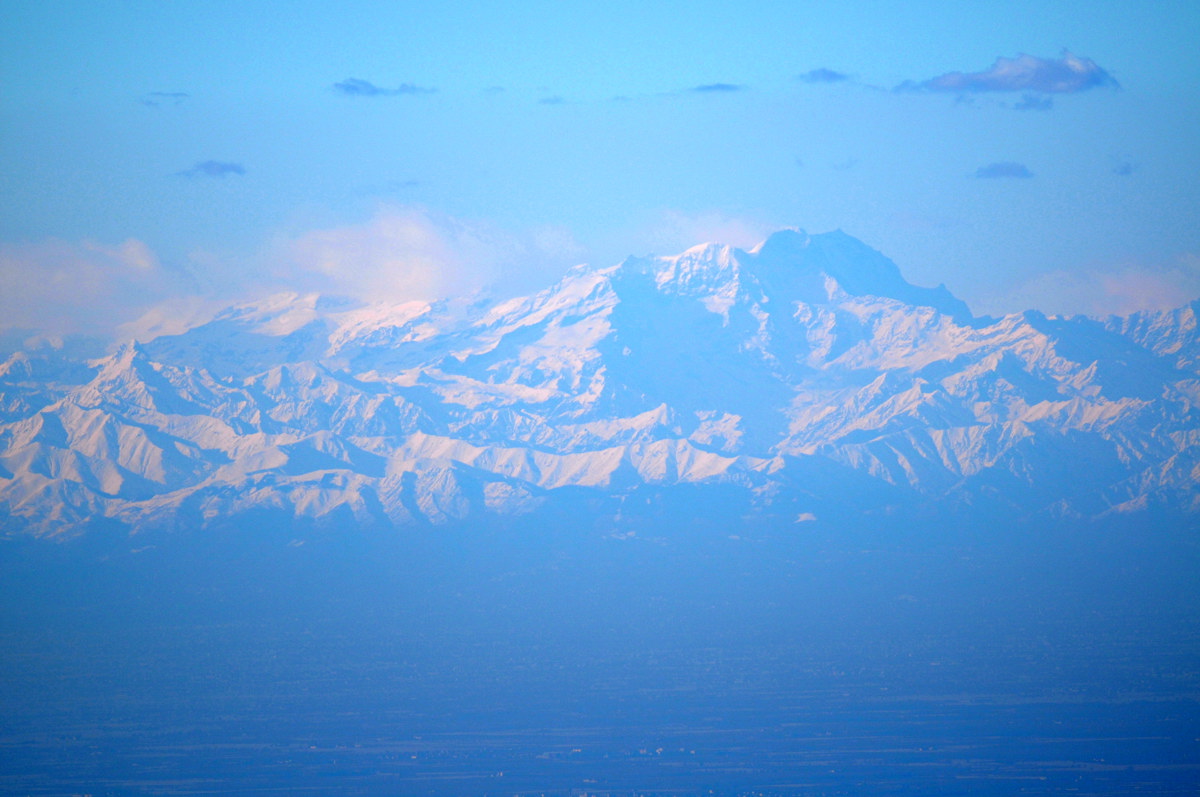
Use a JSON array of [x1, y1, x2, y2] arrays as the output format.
[[2, 228, 1199, 538]]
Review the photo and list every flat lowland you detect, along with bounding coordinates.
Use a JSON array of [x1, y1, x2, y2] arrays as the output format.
[[2, 514, 1198, 795]]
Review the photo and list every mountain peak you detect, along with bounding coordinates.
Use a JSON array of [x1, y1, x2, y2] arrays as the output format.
[[725, 229, 972, 321], [3, 228, 1198, 537], [747, 227, 810, 259]]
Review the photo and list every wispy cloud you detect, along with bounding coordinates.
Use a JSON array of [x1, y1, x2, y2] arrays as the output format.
[[974, 162, 1033, 179], [176, 161, 246, 179], [690, 83, 745, 93], [0, 208, 590, 342], [798, 68, 849, 84], [1013, 93, 1054, 111], [1009, 254, 1200, 317], [1112, 158, 1137, 176], [0, 238, 177, 337], [279, 206, 580, 304], [902, 51, 1117, 94], [332, 78, 436, 97], [140, 91, 189, 108]]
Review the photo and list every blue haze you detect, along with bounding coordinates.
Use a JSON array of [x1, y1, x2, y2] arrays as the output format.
[[2, 3, 1200, 794], [1, 2, 1199, 322]]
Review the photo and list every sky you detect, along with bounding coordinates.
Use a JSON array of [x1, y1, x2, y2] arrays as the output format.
[[2, 0, 1199, 338]]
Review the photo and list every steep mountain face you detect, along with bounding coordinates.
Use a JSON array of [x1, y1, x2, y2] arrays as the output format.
[[2, 230, 1198, 538]]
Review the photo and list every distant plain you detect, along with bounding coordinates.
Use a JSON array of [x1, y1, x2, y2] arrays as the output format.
[[3, 511, 1198, 795]]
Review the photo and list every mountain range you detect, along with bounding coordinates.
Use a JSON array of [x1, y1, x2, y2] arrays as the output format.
[[2, 229, 1198, 538]]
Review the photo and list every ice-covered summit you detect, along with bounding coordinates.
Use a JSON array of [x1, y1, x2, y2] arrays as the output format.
[[1, 230, 1198, 537]]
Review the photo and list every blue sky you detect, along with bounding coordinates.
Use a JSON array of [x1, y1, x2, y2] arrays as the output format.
[[2, 0, 1199, 336]]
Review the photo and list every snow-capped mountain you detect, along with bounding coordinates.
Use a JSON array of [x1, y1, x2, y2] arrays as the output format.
[[2, 229, 1198, 538]]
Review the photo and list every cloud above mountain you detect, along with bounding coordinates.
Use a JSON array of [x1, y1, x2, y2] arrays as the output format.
[[281, 209, 465, 303], [332, 78, 436, 97], [690, 83, 745, 93], [902, 51, 1117, 94], [0, 208, 586, 341], [798, 68, 849, 84], [1008, 253, 1200, 316], [277, 206, 582, 306], [177, 160, 246, 178], [0, 238, 178, 337]]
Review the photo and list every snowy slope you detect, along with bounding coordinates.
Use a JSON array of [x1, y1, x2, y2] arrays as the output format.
[[2, 230, 1198, 537]]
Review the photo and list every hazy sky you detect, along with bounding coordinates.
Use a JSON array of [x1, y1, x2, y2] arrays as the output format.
[[2, 0, 1199, 337]]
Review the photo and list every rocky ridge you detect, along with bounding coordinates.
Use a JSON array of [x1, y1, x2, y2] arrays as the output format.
[[2, 230, 1198, 537]]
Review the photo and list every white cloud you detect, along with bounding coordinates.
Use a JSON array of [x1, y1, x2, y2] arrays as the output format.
[[1002, 254, 1200, 317], [908, 51, 1117, 94], [117, 296, 224, 343], [274, 205, 582, 304], [0, 207, 591, 343], [283, 208, 455, 302], [1095, 259, 1200, 315], [0, 237, 176, 337], [85, 238, 159, 271]]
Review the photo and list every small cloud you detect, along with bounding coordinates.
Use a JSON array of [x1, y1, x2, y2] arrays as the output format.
[[332, 78, 435, 97], [974, 161, 1033, 179], [690, 83, 745, 93], [393, 83, 435, 95], [141, 91, 189, 108], [176, 160, 246, 178], [798, 68, 849, 84], [903, 51, 1117, 94], [333, 78, 389, 96], [1013, 93, 1053, 111], [538, 95, 566, 105]]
